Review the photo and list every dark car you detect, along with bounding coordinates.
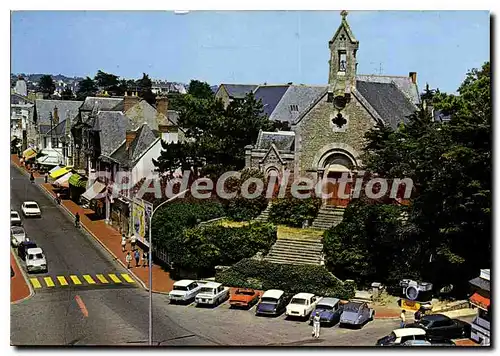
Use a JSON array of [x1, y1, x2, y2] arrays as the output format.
[[406, 314, 471, 341], [255, 289, 289, 317], [17, 240, 38, 261], [309, 297, 343, 326]]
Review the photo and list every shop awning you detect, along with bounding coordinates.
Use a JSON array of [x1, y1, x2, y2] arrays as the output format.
[[81, 181, 107, 201], [36, 149, 63, 166], [68, 173, 88, 188], [49, 165, 65, 175], [470, 292, 490, 310], [54, 172, 73, 188], [22, 148, 37, 160], [50, 166, 73, 180]]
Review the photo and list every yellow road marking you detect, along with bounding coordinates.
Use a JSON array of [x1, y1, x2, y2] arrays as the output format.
[[43, 277, 55, 287], [57, 276, 68, 286], [83, 275, 96, 284], [96, 274, 109, 284], [108, 274, 122, 283], [30, 278, 42, 289], [70, 275, 82, 285], [120, 273, 135, 283]]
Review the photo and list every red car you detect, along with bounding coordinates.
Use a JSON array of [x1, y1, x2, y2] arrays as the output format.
[[229, 288, 260, 308]]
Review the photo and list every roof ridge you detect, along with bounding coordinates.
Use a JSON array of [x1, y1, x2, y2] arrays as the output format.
[[357, 74, 409, 79]]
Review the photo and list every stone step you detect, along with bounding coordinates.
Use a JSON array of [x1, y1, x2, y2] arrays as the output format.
[[270, 244, 322, 253], [267, 248, 321, 258], [277, 237, 323, 245], [264, 256, 320, 265]]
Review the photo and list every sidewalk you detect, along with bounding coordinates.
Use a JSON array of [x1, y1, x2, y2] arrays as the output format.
[[11, 155, 175, 294], [11, 251, 32, 303]]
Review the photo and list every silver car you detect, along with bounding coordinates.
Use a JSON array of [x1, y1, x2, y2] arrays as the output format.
[[11, 226, 26, 247]]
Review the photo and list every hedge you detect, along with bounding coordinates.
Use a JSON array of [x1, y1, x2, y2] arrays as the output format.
[[215, 258, 356, 300], [268, 197, 322, 227], [169, 223, 277, 278]]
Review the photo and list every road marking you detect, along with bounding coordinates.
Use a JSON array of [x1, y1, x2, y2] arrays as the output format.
[[75, 295, 88, 318], [70, 275, 82, 285], [120, 273, 135, 283], [57, 276, 69, 286], [30, 278, 42, 289], [96, 274, 109, 284], [43, 277, 55, 287], [108, 274, 122, 283], [83, 275, 96, 284]]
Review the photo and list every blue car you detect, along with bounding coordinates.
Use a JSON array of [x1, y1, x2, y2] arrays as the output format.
[[309, 297, 343, 325]]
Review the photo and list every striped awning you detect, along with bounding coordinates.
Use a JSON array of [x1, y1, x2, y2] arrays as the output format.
[[50, 166, 73, 180], [22, 148, 37, 160], [68, 173, 88, 188], [54, 172, 73, 188], [81, 181, 107, 201]]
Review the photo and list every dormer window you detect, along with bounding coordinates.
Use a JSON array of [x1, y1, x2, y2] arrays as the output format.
[[290, 104, 299, 112], [339, 51, 347, 72]]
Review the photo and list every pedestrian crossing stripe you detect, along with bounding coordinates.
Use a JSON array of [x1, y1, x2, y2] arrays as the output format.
[[83, 275, 96, 284], [44, 277, 55, 287], [28, 273, 135, 289]]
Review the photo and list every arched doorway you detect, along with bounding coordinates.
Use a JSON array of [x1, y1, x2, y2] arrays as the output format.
[[265, 167, 280, 198], [322, 153, 355, 207]]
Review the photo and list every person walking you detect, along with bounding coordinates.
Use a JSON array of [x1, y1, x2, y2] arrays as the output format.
[[125, 252, 132, 269], [130, 235, 137, 251], [56, 192, 61, 205], [414, 308, 422, 323], [29, 172, 35, 184], [142, 251, 148, 267], [312, 311, 321, 339], [121, 235, 127, 252], [44, 172, 48, 183], [134, 250, 140, 267], [74, 212, 80, 228], [400, 310, 406, 328]]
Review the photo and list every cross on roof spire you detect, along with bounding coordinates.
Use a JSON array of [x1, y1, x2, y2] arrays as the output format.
[[341, 10, 348, 20]]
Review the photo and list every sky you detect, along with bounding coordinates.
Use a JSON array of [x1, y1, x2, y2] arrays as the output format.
[[11, 10, 490, 93]]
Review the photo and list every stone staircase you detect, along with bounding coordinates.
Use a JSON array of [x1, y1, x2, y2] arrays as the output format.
[[312, 206, 346, 230], [254, 202, 272, 223], [264, 237, 323, 265]]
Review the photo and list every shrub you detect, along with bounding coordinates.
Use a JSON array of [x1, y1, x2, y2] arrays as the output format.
[[268, 197, 322, 227], [216, 258, 356, 300], [169, 223, 277, 278]]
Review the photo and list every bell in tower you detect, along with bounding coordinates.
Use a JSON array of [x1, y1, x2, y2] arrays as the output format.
[[328, 10, 359, 107]]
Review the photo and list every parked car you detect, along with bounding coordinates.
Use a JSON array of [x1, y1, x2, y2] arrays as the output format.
[[376, 328, 427, 346], [285, 293, 322, 319], [168, 280, 203, 304], [406, 313, 471, 341], [11, 210, 22, 226], [194, 282, 229, 306], [309, 297, 343, 326], [17, 240, 38, 261], [21, 201, 41, 218], [25, 247, 47, 273], [11, 226, 26, 247], [339, 300, 374, 328], [229, 288, 260, 308], [255, 289, 289, 317]]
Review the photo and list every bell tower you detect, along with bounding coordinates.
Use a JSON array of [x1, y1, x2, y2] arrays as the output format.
[[328, 11, 359, 106]]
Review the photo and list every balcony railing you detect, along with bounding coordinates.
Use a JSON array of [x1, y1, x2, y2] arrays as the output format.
[[472, 316, 490, 333]]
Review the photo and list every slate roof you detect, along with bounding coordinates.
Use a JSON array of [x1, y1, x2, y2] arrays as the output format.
[[222, 84, 258, 99], [11, 93, 34, 105], [256, 130, 295, 151], [270, 85, 327, 124], [433, 109, 452, 123], [95, 111, 136, 157], [39, 125, 52, 135], [125, 99, 171, 130], [356, 74, 421, 105], [254, 85, 290, 118], [110, 124, 158, 166], [80, 97, 123, 111], [469, 277, 490, 292], [45, 120, 67, 137], [356, 80, 417, 130], [167, 110, 180, 126], [34, 99, 83, 125]]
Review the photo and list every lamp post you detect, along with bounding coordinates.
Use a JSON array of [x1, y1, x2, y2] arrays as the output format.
[[148, 187, 189, 346]]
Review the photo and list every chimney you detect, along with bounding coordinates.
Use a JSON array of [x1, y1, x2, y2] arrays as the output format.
[[123, 92, 140, 113], [158, 124, 178, 144], [125, 130, 136, 152], [409, 72, 417, 84], [53, 107, 59, 124], [156, 96, 168, 117]]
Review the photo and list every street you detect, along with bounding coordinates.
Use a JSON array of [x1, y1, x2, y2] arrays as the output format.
[[10, 163, 462, 346]]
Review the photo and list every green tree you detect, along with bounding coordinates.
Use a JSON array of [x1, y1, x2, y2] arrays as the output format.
[[94, 70, 120, 94], [137, 73, 156, 105], [76, 77, 98, 100], [61, 87, 75, 100], [187, 79, 214, 99], [38, 75, 55, 98]]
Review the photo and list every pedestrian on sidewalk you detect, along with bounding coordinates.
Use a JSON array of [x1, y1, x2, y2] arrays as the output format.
[[44, 173, 48, 183], [130, 235, 137, 251], [142, 251, 148, 267], [29, 172, 35, 184], [56, 192, 61, 205], [312, 311, 321, 339], [121, 235, 127, 252], [125, 252, 132, 269], [74, 212, 80, 228], [134, 250, 140, 267], [400, 310, 406, 328], [414, 308, 422, 323]]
